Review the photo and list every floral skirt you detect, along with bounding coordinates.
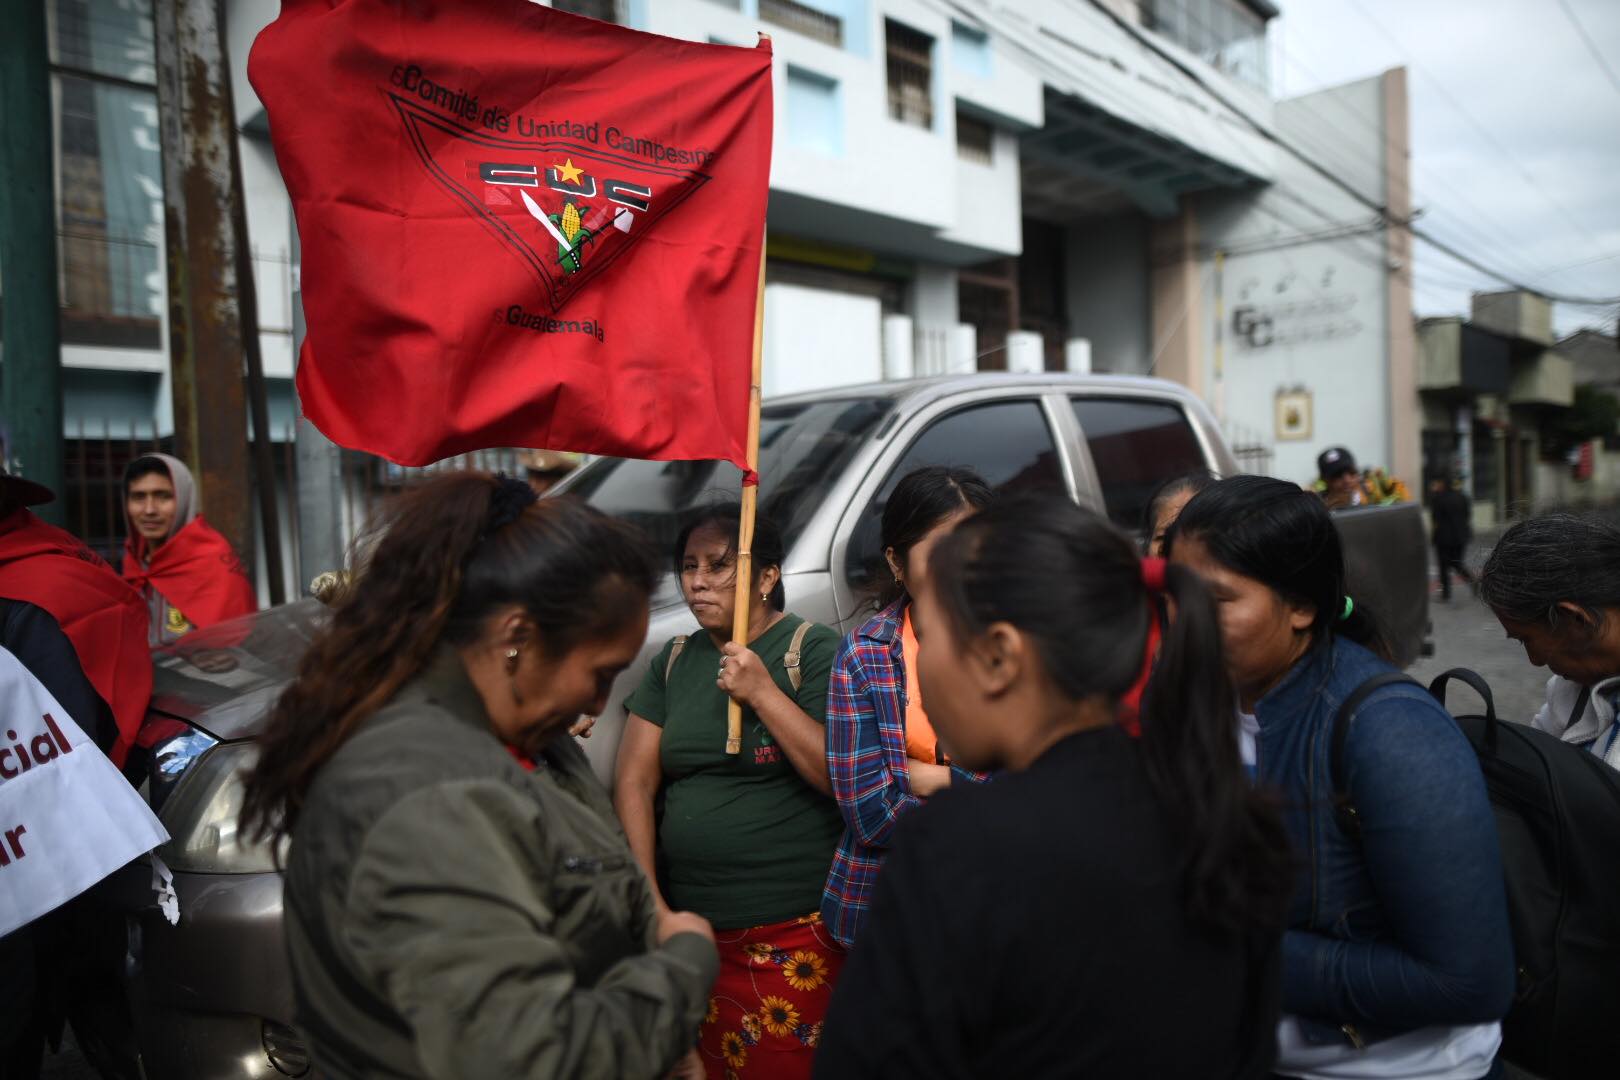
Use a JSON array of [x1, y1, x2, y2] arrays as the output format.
[[698, 912, 845, 1080]]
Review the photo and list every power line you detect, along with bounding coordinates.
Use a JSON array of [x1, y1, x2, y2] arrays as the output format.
[[1335, 0, 1611, 267], [1554, 0, 1620, 102], [1070, 0, 1620, 307]]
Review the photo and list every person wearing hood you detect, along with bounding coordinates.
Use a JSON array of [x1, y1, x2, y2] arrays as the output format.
[[122, 454, 256, 645]]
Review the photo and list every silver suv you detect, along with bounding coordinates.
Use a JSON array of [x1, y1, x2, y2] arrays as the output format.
[[556, 372, 1241, 786]]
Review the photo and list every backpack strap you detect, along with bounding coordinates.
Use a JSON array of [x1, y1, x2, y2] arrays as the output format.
[[665, 636, 688, 683], [1330, 672, 1420, 842], [783, 621, 815, 695]]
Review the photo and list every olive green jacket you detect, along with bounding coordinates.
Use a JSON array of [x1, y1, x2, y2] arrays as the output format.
[[283, 650, 717, 1079]]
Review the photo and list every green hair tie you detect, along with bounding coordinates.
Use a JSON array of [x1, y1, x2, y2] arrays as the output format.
[[1339, 596, 1355, 621]]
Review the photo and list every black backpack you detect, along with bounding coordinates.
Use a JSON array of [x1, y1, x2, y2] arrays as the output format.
[[1331, 667, 1620, 1079]]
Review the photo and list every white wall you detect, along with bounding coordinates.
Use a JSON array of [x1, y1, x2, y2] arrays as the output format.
[[762, 283, 884, 396], [1194, 73, 1393, 485]]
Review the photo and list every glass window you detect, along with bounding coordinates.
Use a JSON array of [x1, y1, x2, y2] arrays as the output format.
[[50, 0, 156, 85], [552, 0, 625, 25], [845, 400, 1066, 593], [565, 396, 894, 560], [1071, 397, 1209, 533], [760, 0, 844, 48], [955, 109, 993, 165], [885, 20, 933, 129], [950, 21, 991, 79], [786, 67, 842, 156], [55, 73, 165, 346]]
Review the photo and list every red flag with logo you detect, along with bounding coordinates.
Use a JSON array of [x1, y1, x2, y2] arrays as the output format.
[[250, 0, 771, 469]]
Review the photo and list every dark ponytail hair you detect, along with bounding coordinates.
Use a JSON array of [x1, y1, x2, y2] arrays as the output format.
[[240, 472, 658, 843], [875, 465, 993, 609], [1171, 475, 1390, 660], [929, 495, 1293, 933], [673, 500, 787, 612]]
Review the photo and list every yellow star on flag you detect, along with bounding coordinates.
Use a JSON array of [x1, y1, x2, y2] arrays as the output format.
[[555, 158, 584, 185]]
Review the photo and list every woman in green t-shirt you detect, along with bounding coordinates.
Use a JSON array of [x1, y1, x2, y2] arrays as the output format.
[[615, 502, 844, 1080]]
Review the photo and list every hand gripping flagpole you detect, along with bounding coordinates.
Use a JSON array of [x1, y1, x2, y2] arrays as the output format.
[[726, 223, 768, 755]]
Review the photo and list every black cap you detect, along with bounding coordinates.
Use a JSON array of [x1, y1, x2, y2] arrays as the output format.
[[0, 464, 56, 507], [1317, 447, 1358, 480]]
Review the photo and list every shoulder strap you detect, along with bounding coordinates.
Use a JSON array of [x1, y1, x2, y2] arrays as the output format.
[[784, 621, 815, 694], [1569, 684, 1594, 730], [1330, 672, 1420, 842], [664, 635, 688, 682]]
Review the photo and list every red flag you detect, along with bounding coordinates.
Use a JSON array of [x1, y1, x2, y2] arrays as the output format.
[[250, 0, 772, 469], [0, 511, 152, 766], [122, 518, 258, 633]]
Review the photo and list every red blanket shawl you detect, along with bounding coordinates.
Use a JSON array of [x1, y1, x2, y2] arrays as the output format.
[[122, 516, 256, 632], [0, 511, 153, 765]]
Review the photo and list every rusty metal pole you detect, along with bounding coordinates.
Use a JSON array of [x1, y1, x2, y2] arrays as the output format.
[[152, 0, 284, 602]]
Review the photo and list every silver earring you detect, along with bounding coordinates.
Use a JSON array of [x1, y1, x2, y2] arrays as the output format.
[[505, 648, 519, 660]]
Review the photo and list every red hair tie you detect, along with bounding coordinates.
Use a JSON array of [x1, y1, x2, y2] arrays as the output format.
[[1140, 557, 1168, 593]]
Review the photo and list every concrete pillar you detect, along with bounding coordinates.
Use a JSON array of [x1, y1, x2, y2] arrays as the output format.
[[882, 314, 915, 381], [949, 324, 977, 374], [1007, 331, 1044, 374], [1066, 338, 1093, 374], [1383, 67, 1421, 485], [1149, 202, 1203, 395]]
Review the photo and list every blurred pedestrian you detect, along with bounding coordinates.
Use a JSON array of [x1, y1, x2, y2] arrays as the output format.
[[238, 474, 716, 1079], [816, 495, 1294, 1079], [1480, 513, 1620, 771], [1142, 470, 1215, 556], [121, 454, 255, 645], [1172, 476, 1514, 1079], [820, 466, 992, 950], [1428, 477, 1476, 601], [1313, 446, 1409, 510], [615, 503, 843, 1080]]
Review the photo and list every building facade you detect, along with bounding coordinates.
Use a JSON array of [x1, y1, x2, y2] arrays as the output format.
[[25, 0, 1423, 566]]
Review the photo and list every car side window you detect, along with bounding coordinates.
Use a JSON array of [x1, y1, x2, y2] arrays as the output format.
[[1070, 397, 1208, 533], [844, 399, 1066, 597]]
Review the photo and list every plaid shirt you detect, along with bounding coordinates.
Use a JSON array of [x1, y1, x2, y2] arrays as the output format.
[[820, 599, 985, 947]]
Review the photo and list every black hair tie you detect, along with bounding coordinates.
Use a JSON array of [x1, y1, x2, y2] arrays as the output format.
[[486, 474, 538, 534]]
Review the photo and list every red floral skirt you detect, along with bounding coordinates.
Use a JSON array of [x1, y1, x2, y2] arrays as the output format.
[[698, 912, 845, 1080]]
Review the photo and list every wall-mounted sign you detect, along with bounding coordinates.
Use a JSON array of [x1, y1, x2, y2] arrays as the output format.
[[1276, 388, 1313, 441]]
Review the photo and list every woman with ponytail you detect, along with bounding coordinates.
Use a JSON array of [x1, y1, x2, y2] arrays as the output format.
[[238, 473, 717, 1080], [816, 495, 1293, 1079], [1170, 475, 1514, 1080]]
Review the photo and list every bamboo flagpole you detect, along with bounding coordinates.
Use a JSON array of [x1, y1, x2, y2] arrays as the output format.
[[726, 231, 767, 754]]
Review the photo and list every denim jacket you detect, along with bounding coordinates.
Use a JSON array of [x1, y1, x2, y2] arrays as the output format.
[[1253, 635, 1515, 1045]]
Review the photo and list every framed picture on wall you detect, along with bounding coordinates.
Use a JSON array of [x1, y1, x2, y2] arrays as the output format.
[[1275, 389, 1312, 441]]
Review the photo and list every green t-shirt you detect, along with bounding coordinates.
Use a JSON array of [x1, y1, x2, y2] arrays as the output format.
[[624, 614, 844, 930]]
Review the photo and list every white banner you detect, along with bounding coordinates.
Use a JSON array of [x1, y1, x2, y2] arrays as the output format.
[[0, 644, 168, 938]]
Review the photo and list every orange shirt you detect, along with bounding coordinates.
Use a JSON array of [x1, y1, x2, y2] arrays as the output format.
[[900, 609, 945, 764]]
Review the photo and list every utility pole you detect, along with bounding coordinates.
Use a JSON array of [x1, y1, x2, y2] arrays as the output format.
[[291, 223, 346, 588], [153, 0, 284, 602], [0, 0, 65, 524]]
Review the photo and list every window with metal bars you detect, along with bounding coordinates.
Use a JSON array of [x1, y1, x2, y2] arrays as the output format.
[[759, 0, 843, 47], [885, 20, 934, 129], [552, 0, 625, 25], [955, 110, 993, 164]]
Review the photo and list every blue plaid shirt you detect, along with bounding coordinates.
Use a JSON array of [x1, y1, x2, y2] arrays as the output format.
[[819, 599, 985, 947]]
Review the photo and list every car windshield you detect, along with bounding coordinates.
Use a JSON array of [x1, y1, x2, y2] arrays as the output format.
[[564, 396, 893, 558]]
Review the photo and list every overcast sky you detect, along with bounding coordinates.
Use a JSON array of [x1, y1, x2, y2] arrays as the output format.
[[1273, 0, 1620, 337]]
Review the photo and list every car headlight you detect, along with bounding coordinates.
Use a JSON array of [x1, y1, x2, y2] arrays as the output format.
[[149, 728, 219, 811], [157, 741, 285, 874]]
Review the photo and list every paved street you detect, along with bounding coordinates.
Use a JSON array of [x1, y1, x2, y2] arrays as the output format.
[[1409, 537, 1548, 727]]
